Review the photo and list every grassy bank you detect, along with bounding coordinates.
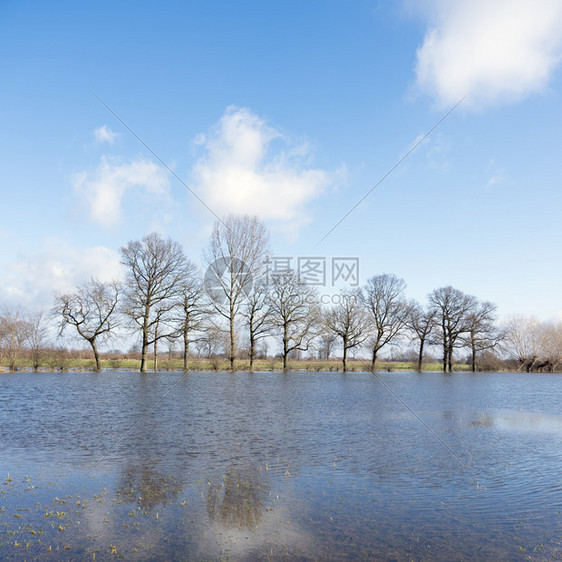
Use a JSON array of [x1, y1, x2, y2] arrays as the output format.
[[0, 357, 471, 373]]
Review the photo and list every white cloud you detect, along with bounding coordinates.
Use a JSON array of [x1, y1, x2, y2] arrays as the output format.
[[94, 125, 119, 144], [73, 157, 171, 228], [414, 0, 562, 109], [0, 239, 123, 309], [192, 106, 343, 233]]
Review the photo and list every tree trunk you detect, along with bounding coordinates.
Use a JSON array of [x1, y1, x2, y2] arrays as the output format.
[[283, 323, 289, 372], [32, 349, 40, 371], [471, 340, 476, 373], [442, 338, 447, 373], [229, 307, 236, 372], [342, 342, 348, 372], [91, 340, 101, 372], [140, 319, 149, 373], [370, 347, 378, 373], [153, 321, 159, 372], [417, 338, 425, 372], [249, 335, 255, 372], [447, 344, 453, 373], [183, 337, 189, 372]]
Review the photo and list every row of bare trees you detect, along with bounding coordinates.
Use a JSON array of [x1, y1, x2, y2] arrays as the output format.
[[322, 277, 502, 373], [3, 215, 557, 373], [48, 216, 505, 373], [49, 217, 270, 373]]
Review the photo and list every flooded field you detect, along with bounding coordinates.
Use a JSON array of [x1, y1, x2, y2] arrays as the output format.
[[0, 371, 561, 560]]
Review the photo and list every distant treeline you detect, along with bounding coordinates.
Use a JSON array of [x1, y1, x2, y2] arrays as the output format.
[[1, 216, 560, 373]]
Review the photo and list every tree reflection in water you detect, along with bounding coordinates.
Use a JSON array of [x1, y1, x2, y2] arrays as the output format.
[[206, 467, 267, 529], [116, 463, 183, 511]]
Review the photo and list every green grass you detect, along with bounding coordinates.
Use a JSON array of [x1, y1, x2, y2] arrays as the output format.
[[0, 357, 472, 373]]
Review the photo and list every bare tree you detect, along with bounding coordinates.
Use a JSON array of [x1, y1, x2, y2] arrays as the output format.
[[151, 306, 167, 372], [536, 322, 562, 372], [27, 311, 50, 371], [53, 279, 122, 371], [173, 266, 210, 372], [241, 281, 273, 371], [362, 274, 410, 372], [196, 320, 229, 359], [429, 286, 477, 373], [407, 301, 436, 372], [504, 316, 562, 372], [461, 300, 502, 372], [269, 273, 319, 372], [121, 232, 191, 372], [325, 289, 368, 372], [317, 326, 337, 361], [504, 315, 542, 371], [204, 215, 270, 371], [0, 307, 29, 371], [258, 339, 269, 360]]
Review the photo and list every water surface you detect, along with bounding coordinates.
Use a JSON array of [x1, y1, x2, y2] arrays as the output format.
[[0, 371, 561, 560]]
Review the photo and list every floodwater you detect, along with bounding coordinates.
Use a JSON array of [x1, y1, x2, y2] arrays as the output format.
[[0, 371, 561, 560]]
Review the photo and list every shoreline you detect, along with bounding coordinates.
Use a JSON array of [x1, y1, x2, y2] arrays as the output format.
[[1, 366, 547, 374]]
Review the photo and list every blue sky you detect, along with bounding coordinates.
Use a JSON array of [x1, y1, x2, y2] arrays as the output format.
[[1, 0, 562, 321]]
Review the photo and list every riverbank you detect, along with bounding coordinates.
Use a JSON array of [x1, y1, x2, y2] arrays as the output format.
[[0, 358, 473, 372]]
